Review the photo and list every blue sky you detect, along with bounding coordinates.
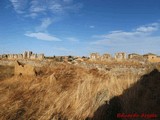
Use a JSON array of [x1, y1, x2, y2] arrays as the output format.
[[0, 0, 160, 56]]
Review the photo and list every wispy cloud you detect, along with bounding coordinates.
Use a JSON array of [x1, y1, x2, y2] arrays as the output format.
[[66, 37, 79, 42], [24, 13, 38, 18], [9, 0, 28, 14], [92, 22, 160, 45], [25, 32, 61, 41], [90, 22, 160, 54], [10, 0, 83, 42], [136, 23, 159, 32], [9, 0, 83, 18], [36, 18, 53, 31]]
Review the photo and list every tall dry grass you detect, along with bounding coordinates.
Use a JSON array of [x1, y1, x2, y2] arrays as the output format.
[[0, 63, 144, 120], [0, 65, 14, 81]]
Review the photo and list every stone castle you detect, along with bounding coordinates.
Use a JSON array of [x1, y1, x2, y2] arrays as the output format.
[[90, 52, 160, 63], [0, 51, 44, 60]]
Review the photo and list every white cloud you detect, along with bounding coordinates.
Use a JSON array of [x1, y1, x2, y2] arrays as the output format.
[[49, 3, 63, 13], [24, 13, 38, 18], [29, 0, 46, 13], [30, 7, 45, 13], [9, 0, 28, 14], [36, 18, 53, 31], [10, 0, 83, 41], [9, 0, 83, 18], [25, 32, 61, 41], [91, 22, 160, 45], [136, 23, 159, 32], [90, 22, 160, 54], [41, 18, 53, 29]]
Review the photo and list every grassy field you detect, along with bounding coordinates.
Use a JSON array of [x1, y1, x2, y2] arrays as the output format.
[[0, 62, 159, 120]]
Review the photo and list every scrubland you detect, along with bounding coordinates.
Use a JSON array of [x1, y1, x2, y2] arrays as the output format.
[[0, 60, 160, 120]]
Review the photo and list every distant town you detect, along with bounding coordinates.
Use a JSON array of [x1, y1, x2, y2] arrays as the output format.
[[0, 51, 160, 63]]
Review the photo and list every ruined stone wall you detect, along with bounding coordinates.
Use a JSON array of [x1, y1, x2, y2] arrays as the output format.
[[1, 54, 7, 59], [147, 56, 160, 63], [8, 54, 12, 59], [23, 51, 27, 59], [30, 54, 37, 59], [115, 52, 126, 61], [101, 53, 111, 61], [18, 54, 23, 59], [0, 51, 44, 60], [27, 51, 32, 59], [37, 54, 44, 60], [128, 54, 141, 59], [90, 53, 100, 60], [14, 61, 36, 76], [7, 54, 23, 59]]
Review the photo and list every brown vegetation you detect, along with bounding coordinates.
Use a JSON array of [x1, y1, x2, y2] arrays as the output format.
[[0, 65, 14, 81], [0, 61, 159, 120]]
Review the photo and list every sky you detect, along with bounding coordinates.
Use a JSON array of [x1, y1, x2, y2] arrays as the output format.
[[0, 0, 160, 56]]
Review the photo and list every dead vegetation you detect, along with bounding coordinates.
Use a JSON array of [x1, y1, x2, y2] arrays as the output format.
[[0, 65, 14, 81], [0, 61, 159, 120]]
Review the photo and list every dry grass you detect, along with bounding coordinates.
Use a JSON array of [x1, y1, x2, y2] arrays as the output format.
[[0, 65, 14, 81], [86, 59, 145, 68], [0, 62, 156, 120]]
